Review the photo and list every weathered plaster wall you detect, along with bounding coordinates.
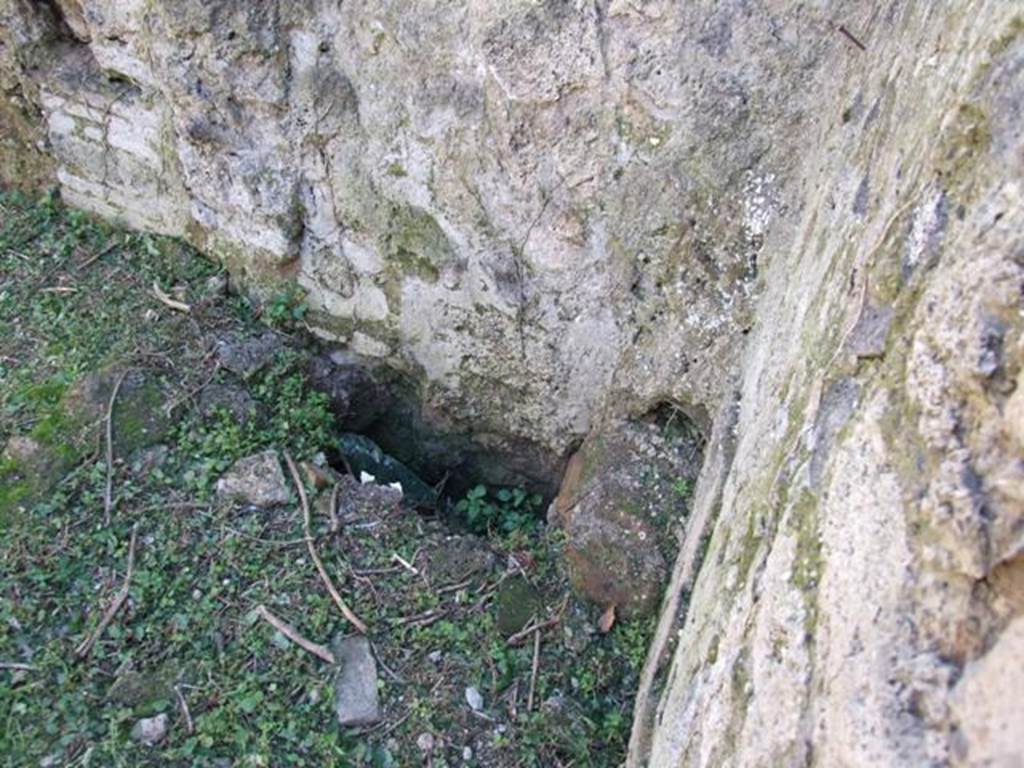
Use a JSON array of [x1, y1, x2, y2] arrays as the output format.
[[1, 0, 823, 461], [632, 4, 1024, 766]]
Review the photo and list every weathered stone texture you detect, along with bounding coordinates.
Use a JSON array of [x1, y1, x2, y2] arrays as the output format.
[[554, 417, 702, 619], [0, 0, 805, 460], [1, 1, 1021, 765], [632, 4, 1024, 767]]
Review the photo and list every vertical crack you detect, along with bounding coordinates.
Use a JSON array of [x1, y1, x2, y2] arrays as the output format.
[[593, 0, 612, 82]]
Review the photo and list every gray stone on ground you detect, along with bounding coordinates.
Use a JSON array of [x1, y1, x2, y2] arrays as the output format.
[[464, 686, 483, 711], [215, 451, 290, 508], [214, 332, 285, 378], [130, 713, 169, 746], [416, 732, 435, 753], [199, 383, 261, 424], [334, 636, 380, 727]]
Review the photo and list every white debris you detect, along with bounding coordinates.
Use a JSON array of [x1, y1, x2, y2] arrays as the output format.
[[464, 686, 483, 711]]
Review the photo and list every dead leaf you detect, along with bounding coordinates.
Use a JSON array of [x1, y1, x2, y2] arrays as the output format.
[[598, 604, 616, 634]]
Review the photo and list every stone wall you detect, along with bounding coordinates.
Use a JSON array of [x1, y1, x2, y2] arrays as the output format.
[[0, 0, 820, 461], [1, 0, 1021, 764], [631, 4, 1024, 765]]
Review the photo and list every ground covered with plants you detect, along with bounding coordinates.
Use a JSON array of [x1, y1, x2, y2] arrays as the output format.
[[0, 192, 656, 767]]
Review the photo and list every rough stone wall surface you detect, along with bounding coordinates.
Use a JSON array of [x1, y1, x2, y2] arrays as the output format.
[[633, 3, 1024, 766], [1, 0, 821, 458], [0, 1, 56, 188], [1, 1, 1022, 765]]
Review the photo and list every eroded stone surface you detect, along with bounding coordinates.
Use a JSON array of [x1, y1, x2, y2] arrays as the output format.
[[0, 0, 788, 461], [215, 451, 291, 509], [633, 5, 1024, 766], [333, 636, 381, 727], [555, 417, 701, 619], [2, 1, 1022, 765], [950, 616, 1024, 766]]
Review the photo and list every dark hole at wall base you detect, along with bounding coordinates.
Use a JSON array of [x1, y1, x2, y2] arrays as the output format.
[[308, 353, 570, 515]]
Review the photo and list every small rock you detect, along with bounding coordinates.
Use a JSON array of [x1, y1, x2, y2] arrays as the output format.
[[130, 713, 169, 746], [428, 650, 443, 664], [215, 332, 285, 378], [216, 451, 291, 508], [203, 273, 228, 301], [334, 636, 381, 726], [416, 732, 435, 752], [555, 418, 701, 619], [465, 686, 483, 711], [496, 576, 543, 637], [199, 383, 261, 424]]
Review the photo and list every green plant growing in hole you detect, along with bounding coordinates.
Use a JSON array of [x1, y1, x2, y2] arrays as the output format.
[[264, 285, 309, 330], [454, 484, 543, 535]]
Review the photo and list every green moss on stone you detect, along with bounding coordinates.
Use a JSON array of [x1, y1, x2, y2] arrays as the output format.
[[936, 102, 991, 203], [988, 16, 1024, 57], [788, 489, 823, 635], [383, 204, 454, 284], [496, 576, 544, 637], [112, 380, 170, 456]]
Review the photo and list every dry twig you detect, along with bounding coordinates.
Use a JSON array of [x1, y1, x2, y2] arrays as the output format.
[[507, 594, 570, 647], [436, 577, 475, 595], [284, 451, 368, 633], [77, 239, 119, 271], [0, 662, 36, 671], [393, 609, 447, 628], [175, 685, 194, 734], [75, 524, 138, 659], [254, 605, 336, 664], [507, 615, 558, 647], [151, 281, 191, 313], [391, 552, 419, 575], [328, 484, 341, 533], [104, 371, 128, 526], [528, 629, 541, 712]]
